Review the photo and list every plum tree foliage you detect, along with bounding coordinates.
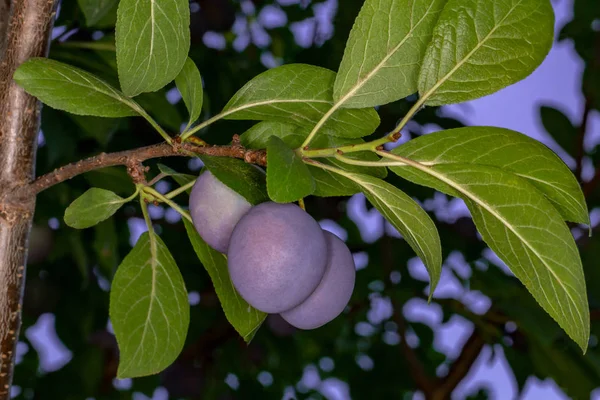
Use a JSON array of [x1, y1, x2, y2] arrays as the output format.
[[227, 202, 328, 313], [10, 0, 593, 387]]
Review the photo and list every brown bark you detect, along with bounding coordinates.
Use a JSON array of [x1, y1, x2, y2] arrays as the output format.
[[0, 0, 11, 58], [0, 0, 58, 397], [20, 140, 267, 199]]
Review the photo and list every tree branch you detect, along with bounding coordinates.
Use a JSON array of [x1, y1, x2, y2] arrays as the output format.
[[0, 0, 58, 397], [380, 236, 435, 396], [392, 300, 435, 397], [0, 0, 10, 58], [16, 139, 267, 200], [430, 330, 486, 400]]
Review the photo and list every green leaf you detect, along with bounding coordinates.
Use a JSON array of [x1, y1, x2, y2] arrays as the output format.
[[267, 136, 315, 202], [418, 0, 555, 106], [183, 220, 266, 341], [197, 155, 268, 205], [64, 188, 133, 229], [116, 0, 190, 96], [222, 64, 380, 138], [13, 58, 139, 117], [175, 57, 204, 129], [157, 164, 196, 192], [110, 232, 189, 378], [334, 0, 446, 108], [388, 160, 589, 351], [94, 219, 119, 279], [540, 105, 577, 156], [391, 127, 589, 224], [77, 0, 118, 27], [69, 114, 122, 146], [309, 161, 361, 197], [318, 166, 441, 293], [240, 121, 307, 149]]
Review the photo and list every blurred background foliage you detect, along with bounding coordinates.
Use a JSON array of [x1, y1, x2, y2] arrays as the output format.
[[13, 0, 600, 399]]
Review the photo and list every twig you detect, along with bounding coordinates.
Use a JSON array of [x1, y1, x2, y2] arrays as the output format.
[[381, 237, 435, 396], [430, 331, 486, 400], [14, 141, 266, 200]]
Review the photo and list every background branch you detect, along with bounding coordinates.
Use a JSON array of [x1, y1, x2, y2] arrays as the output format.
[[431, 330, 486, 400], [0, 0, 59, 397]]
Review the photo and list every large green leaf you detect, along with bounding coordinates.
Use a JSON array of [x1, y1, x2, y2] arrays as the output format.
[[13, 58, 138, 117], [334, 0, 446, 108], [175, 57, 204, 129], [184, 220, 266, 342], [240, 121, 307, 149], [222, 64, 380, 138], [110, 232, 189, 378], [418, 0, 554, 105], [267, 136, 315, 202], [315, 165, 441, 293], [116, 0, 190, 96], [77, 0, 118, 27], [388, 158, 589, 351], [197, 155, 268, 205], [64, 188, 134, 229], [391, 127, 589, 224]]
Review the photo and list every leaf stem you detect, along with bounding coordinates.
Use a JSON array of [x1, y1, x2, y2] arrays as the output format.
[[165, 179, 197, 199], [143, 186, 193, 223], [180, 110, 232, 141], [129, 102, 173, 144], [300, 102, 342, 149], [148, 172, 168, 187], [140, 193, 157, 257], [302, 133, 398, 158], [298, 198, 306, 211], [57, 41, 116, 52], [390, 97, 427, 135]]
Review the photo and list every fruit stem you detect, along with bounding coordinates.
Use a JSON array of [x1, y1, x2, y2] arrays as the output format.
[[165, 179, 197, 199], [143, 186, 194, 223]]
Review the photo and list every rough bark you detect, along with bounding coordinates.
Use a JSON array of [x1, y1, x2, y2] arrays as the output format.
[[0, 0, 11, 59], [0, 0, 58, 397]]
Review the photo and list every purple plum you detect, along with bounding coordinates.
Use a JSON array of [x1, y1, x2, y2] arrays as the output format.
[[281, 231, 356, 329], [227, 202, 328, 313], [189, 170, 252, 253]]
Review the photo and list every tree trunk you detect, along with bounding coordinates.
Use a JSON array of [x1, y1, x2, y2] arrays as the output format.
[[0, 0, 58, 397]]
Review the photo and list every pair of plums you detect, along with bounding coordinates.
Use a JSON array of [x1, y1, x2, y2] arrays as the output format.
[[189, 170, 356, 329]]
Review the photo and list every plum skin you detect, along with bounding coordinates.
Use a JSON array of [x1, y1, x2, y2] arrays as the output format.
[[281, 231, 356, 330], [227, 202, 328, 313], [189, 170, 252, 253]]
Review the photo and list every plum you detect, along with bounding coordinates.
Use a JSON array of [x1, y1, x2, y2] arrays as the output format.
[[281, 231, 356, 329], [227, 202, 328, 313], [189, 170, 252, 253]]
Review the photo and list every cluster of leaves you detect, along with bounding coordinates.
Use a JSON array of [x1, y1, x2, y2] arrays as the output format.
[[10, 0, 600, 397]]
